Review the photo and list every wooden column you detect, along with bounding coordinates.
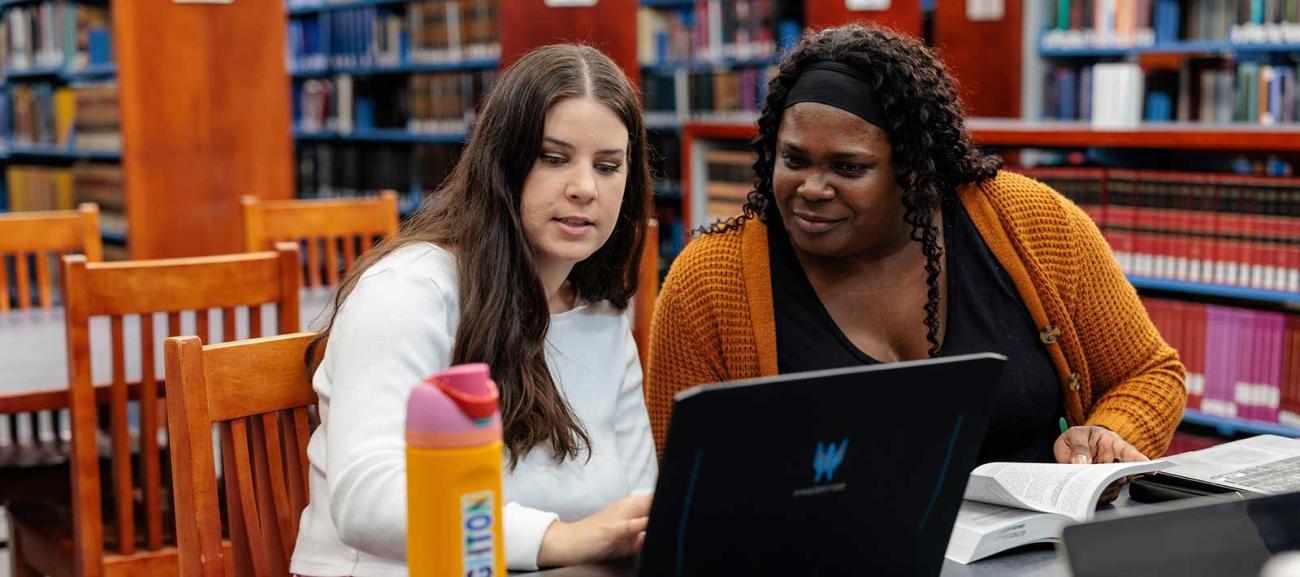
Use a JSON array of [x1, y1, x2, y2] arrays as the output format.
[[499, 0, 641, 86], [805, 0, 923, 39], [113, 0, 294, 259], [933, 0, 1023, 118]]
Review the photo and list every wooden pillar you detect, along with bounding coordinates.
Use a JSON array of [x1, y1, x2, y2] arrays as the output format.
[[933, 0, 1023, 118], [499, 0, 641, 86], [805, 0, 923, 39], [114, 0, 294, 259]]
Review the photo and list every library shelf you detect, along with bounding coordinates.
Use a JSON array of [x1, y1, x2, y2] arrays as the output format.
[[642, 55, 781, 74], [294, 128, 467, 144], [1128, 276, 1300, 310], [1040, 39, 1300, 58], [290, 58, 499, 78], [5, 144, 120, 161], [287, 0, 407, 16], [1181, 409, 1300, 438], [966, 119, 1300, 152]]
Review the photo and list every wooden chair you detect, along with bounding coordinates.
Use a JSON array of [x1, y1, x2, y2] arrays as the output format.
[[0, 204, 103, 512], [633, 219, 659, 368], [163, 332, 317, 577], [0, 203, 102, 311], [241, 191, 399, 289], [7, 244, 302, 577]]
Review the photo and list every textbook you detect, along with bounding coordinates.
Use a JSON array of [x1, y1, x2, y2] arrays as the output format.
[[945, 460, 1170, 564]]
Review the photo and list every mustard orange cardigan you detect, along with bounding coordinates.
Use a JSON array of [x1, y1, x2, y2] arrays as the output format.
[[646, 170, 1186, 459]]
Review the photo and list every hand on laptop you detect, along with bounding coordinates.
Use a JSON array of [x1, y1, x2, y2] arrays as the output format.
[[537, 494, 651, 568]]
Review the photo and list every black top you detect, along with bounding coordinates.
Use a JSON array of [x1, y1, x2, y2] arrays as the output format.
[[769, 194, 1062, 463]]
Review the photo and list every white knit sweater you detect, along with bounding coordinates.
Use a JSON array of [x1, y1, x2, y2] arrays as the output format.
[[289, 243, 658, 576]]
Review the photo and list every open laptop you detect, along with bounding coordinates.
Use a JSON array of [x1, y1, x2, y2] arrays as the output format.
[[1062, 490, 1300, 577], [635, 352, 1007, 577]]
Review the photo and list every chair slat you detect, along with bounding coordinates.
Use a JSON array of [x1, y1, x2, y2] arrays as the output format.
[[197, 308, 211, 345], [36, 253, 52, 308], [324, 237, 339, 287], [261, 412, 298, 557], [16, 252, 32, 309], [305, 238, 321, 289], [110, 315, 136, 555], [228, 418, 275, 577], [283, 408, 310, 516], [341, 235, 357, 271], [140, 314, 164, 550], [250, 305, 263, 339], [223, 307, 238, 343], [168, 311, 182, 338], [0, 254, 10, 312], [220, 422, 257, 577], [248, 417, 290, 573]]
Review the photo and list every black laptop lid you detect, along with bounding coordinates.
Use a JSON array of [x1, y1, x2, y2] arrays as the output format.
[[638, 353, 1006, 577], [1063, 490, 1300, 577]]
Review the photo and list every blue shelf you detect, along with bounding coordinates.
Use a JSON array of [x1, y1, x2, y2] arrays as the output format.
[[1180, 410, 1300, 438], [5, 145, 121, 161], [294, 128, 467, 144], [4, 66, 63, 79], [63, 63, 116, 82], [287, 0, 407, 16], [1040, 39, 1300, 57], [642, 55, 781, 74], [0, 0, 41, 7], [101, 230, 126, 244], [1127, 276, 1300, 308], [291, 58, 499, 77]]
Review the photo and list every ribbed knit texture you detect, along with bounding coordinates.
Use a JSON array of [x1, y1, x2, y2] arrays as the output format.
[[646, 170, 1186, 459]]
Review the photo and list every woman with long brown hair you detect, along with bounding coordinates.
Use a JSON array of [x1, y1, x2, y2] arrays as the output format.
[[290, 44, 656, 575]]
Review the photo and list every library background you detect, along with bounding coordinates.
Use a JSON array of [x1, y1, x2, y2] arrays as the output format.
[[0, 0, 1299, 573]]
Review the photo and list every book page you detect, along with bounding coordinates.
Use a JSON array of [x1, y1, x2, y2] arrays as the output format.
[[964, 461, 1169, 522], [1164, 435, 1300, 494]]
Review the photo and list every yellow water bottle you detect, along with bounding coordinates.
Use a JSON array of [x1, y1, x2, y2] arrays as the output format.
[[406, 363, 505, 576]]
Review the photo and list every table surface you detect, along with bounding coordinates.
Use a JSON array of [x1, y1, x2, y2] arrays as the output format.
[[0, 288, 335, 400], [512, 546, 1067, 577]]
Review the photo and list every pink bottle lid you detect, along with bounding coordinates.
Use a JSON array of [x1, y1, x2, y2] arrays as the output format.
[[406, 363, 502, 448]]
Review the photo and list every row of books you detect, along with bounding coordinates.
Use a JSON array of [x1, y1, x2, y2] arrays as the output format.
[[295, 141, 460, 210], [288, 1, 499, 71], [636, 1, 798, 66], [2, 1, 111, 73], [294, 71, 492, 134], [1023, 167, 1300, 292], [4, 163, 123, 233], [1043, 61, 1300, 126], [643, 67, 773, 124], [1143, 297, 1300, 429], [6, 82, 120, 150], [1042, 0, 1300, 48]]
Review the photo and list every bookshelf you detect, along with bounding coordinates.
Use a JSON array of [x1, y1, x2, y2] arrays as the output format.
[[0, 0, 125, 251], [1181, 409, 1300, 438]]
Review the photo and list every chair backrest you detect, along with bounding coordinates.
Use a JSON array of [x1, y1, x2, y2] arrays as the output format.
[[164, 332, 317, 577], [633, 219, 659, 368], [241, 191, 399, 289], [61, 244, 301, 577], [0, 203, 102, 311]]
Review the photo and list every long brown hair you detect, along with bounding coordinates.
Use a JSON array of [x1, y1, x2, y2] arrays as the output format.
[[309, 44, 652, 467]]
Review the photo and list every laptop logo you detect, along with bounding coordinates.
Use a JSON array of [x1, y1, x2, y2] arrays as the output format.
[[813, 438, 848, 484]]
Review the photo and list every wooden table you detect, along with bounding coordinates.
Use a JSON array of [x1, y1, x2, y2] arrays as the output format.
[[0, 288, 335, 409]]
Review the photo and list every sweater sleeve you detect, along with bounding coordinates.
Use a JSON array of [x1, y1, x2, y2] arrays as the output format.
[[1062, 201, 1187, 458], [645, 252, 727, 455]]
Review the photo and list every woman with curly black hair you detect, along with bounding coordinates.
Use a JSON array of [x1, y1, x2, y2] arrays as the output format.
[[646, 24, 1186, 466]]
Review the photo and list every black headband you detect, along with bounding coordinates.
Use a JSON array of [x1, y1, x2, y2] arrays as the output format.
[[783, 61, 885, 130]]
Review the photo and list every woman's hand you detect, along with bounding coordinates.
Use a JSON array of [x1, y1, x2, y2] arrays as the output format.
[[1054, 425, 1148, 465], [537, 495, 651, 568]]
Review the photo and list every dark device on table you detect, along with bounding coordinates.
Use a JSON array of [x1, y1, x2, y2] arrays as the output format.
[[637, 353, 1007, 577]]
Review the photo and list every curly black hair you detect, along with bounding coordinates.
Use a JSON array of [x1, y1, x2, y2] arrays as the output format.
[[706, 24, 1002, 357]]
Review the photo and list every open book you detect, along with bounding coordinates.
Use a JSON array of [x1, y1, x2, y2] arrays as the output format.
[[945, 460, 1170, 564]]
